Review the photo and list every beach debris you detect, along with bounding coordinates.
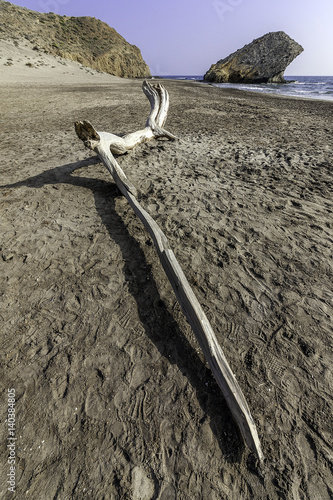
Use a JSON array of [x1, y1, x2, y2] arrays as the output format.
[[204, 31, 304, 84], [75, 80, 264, 462]]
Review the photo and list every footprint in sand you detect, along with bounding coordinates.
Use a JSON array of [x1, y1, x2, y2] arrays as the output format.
[[158, 419, 177, 498], [296, 433, 331, 500]]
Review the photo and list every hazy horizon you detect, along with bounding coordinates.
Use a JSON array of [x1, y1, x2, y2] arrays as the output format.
[[7, 0, 333, 77]]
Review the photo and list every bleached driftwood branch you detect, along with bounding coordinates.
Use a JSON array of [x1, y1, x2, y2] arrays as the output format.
[[74, 80, 264, 462], [76, 80, 176, 155]]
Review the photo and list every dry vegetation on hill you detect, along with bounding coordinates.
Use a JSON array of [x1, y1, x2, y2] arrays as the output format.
[[0, 0, 151, 77]]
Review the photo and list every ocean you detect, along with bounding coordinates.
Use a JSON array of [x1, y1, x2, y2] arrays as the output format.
[[161, 75, 333, 102]]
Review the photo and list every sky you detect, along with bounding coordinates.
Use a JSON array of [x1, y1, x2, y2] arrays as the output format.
[[8, 0, 333, 76]]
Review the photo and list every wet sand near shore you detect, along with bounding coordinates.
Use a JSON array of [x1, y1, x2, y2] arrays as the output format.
[[0, 68, 332, 499]]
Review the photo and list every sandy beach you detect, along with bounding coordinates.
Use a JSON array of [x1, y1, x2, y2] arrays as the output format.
[[0, 40, 332, 499]]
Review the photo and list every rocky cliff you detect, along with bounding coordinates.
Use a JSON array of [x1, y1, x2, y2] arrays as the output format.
[[0, 0, 151, 78], [204, 31, 303, 84]]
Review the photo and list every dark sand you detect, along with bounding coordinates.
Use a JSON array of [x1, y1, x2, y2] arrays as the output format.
[[0, 71, 332, 499]]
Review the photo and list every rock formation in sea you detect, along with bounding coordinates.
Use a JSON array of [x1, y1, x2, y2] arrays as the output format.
[[0, 0, 151, 78], [204, 31, 303, 84]]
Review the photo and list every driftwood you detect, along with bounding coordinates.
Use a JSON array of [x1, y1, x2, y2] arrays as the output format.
[[75, 80, 264, 462]]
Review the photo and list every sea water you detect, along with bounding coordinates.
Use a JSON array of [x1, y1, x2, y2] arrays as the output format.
[[162, 75, 333, 102]]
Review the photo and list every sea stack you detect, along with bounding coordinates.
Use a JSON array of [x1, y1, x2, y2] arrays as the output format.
[[204, 31, 304, 84]]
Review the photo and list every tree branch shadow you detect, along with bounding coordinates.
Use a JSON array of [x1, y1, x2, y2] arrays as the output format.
[[1, 157, 246, 465]]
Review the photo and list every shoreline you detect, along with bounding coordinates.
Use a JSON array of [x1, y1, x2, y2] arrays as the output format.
[[154, 77, 333, 111], [158, 75, 333, 104], [0, 38, 331, 108], [2, 76, 333, 109], [1, 36, 332, 105]]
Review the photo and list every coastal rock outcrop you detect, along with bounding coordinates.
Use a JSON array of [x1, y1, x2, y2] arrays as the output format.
[[204, 31, 303, 84], [0, 0, 151, 78]]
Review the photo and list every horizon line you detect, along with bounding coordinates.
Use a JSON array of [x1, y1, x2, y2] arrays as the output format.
[[154, 74, 333, 77]]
